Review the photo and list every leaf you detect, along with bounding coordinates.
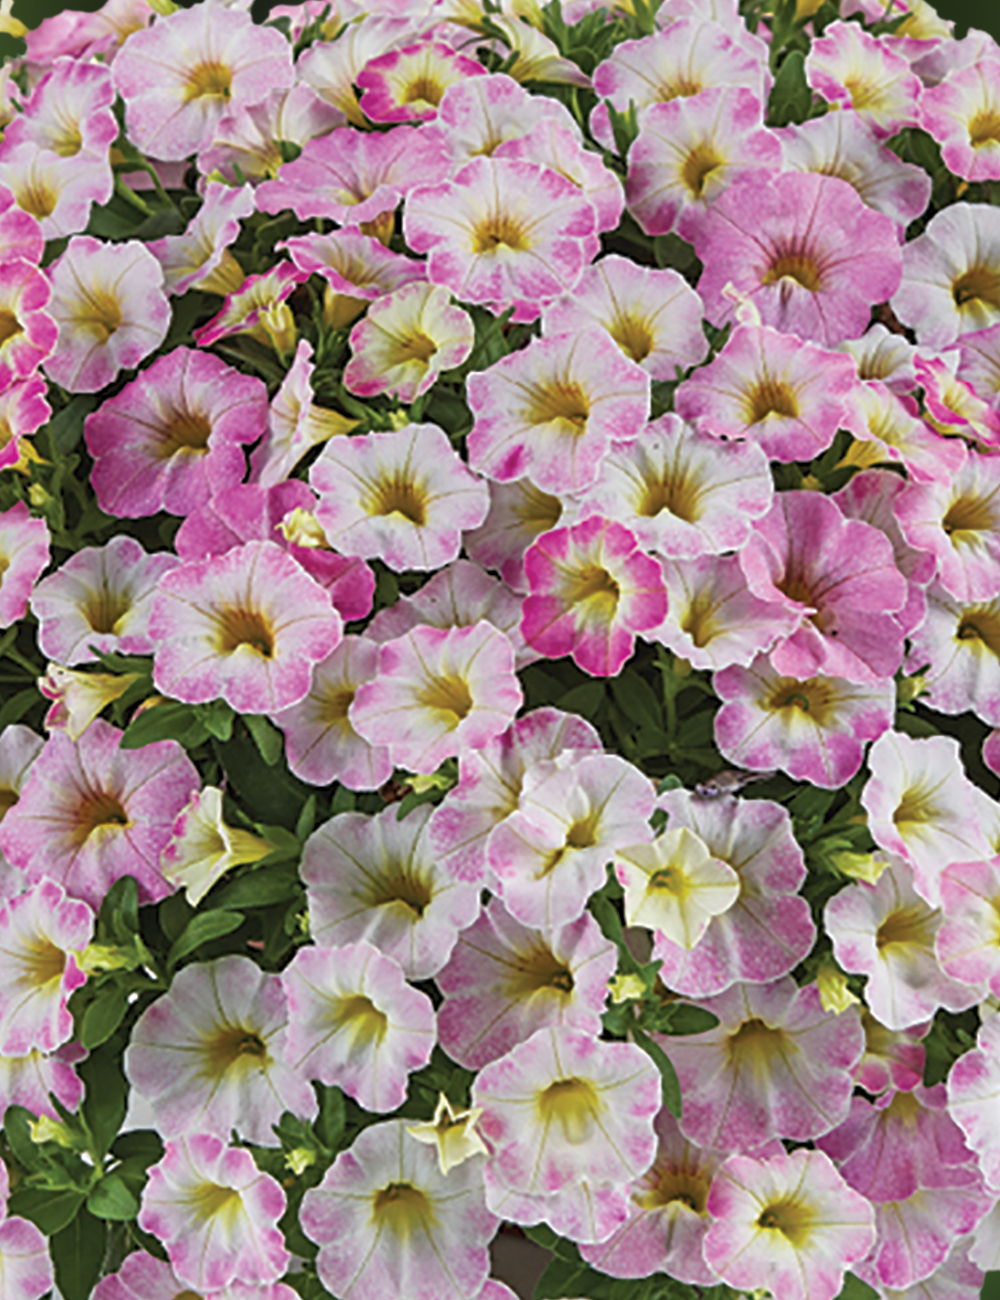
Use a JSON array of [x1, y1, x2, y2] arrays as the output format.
[[210, 863, 301, 911], [295, 795, 317, 843], [197, 699, 236, 742], [80, 1043, 129, 1160], [556, 681, 605, 719], [8, 1188, 86, 1236], [767, 50, 812, 127], [111, 1129, 163, 1166], [314, 1084, 346, 1151], [50, 1205, 107, 1300], [656, 1004, 720, 1035], [534, 1253, 590, 1299], [0, 687, 40, 732], [631, 1027, 682, 1118], [47, 394, 100, 455], [4, 1106, 43, 1172], [610, 674, 664, 731], [168, 910, 245, 967], [97, 874, 140, 945], [80, 982, 129, 1050], [87, 1172, 139, 1220], [836, 1274, 879, 1300], [120, 700, 201, 750]]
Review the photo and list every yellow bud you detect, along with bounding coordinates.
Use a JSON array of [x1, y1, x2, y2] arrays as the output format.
[[27, 484, 50, 508], [897, 674, 928, 707], [147, 0, 179, 13], [78, 943, 133, 975], [800, 474, 823, 491], [29, 1116, 75, 1148], [831, 851, 888, 885], [285, 1147, 317, 1176], [277, 507, 330, 550], [608, 973, 646, 1004], [817, 960, 860, 1015]]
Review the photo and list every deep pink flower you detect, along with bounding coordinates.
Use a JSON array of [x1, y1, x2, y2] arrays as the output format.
[[0, 184, 44, 268], [0, 376, 50, 473], [0, 503, 49, 629], [356, 40, 486, 123], [805, 20, 921, 138], [919, 58, 1000, 182], [0, 259, 57, 391]]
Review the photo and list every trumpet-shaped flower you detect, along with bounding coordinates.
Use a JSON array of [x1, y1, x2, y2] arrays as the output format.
[[714, 656, 895, 788], [44, 236, 170, 393], [39, 663, 139, 741], [958, 322, 1000, 408], [356, 40, 486, 122], [420, 71, 577, 168], [149, 540, 343, 715], [30, 535, 179, 666], [111, 2, 294, 161], [146, 181, 254, 298], [703, 1149, 875, 1300], [271, 636, 392, 791], [349, 621, 522, 775], [197, 83, 344, 185], [0, 1164, 51, 1300], [0, 259, 57, 391], [854, 1008, 927, 1097], [0, 1045, 82, 1122], [138, 1134, 289, 1293], [916, 352, 1000, 447], [521, 517, 667, 677], [0, 878, 92, 1055], [838, 377, 965, 484], [825, 854, 982, 1030], [295, 14, 418, 123], [300, 1118, 497, 1300], [0, 376, 50, 473], [0, 719, 198, 908], [406, 1093, 489, 1176], [160, 786, 274, 907], [403, 157, 598, 314], [906, 585, 1000, 725], [344, 283, 474, 404], [463, 478, 565, 593], [126, 954, 316, 1145], [0, 185, 42, 269], [301, 804, 482, 980], [937, 856, 1000, 996], [0, 503, 49, 630], [947, 1011, 1000, 1192], [494, 118, 624, 237], [919, 58, 1000, 182], [192, 261, 306, 351], [805, 20, 921, 137], [615, 827, 739, 949], [689, 171, 903, 347], [673, 323, 857, 462], [436, 897, 616, 1068], [310, 423, 488, 573], [280, 226, 426, 328], [467, 327, 649, 495], [283, 941, 435, 1113], [0, 724, 42, 897], [0, 144, 112, 241], [95, 1252, 297, 1300]]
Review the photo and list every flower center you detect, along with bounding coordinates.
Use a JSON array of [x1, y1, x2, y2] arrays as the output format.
[[762, 254, 822, 292], [952, 265, 1000, 310], [842, 74, 884, 112], [419, 673, 473, 728], [610, 312, 655, 363], [680, 594, 717, 648], [472, 215, 530, 253], [756, 1196, 814, 1247], [372, 1182, 436, 1238], [957, 608, 1000, 656], [390, 332, 438, 366], [526, 382, 590, 433], [766, 677, 837, 725], [505, 944, 576, 1000], [15, 178, 57, 220], [21, 940, 66, 988], [513, 484, 562, 532], [51, 128, 82, 158], [648, 865, 689, 899], [216, 607, 275, 658], [969, 110, 1000, 148], [83, 583, 131, 636], [185, 61, 233, 101], [332, 994, 388, 1045], [726, 1017, 792, 1072], [568, 564, 620, 617], [159, 411, 212, 458], [942, 494, 999, 541], [73, 290, 123, 343], [637, 1164, 712, 1214], [680, 143, 725, 198], [0, 310, 22, 347], [893, 782, 941, 827], [537, 1076, 602, 1144], [540, 813, 600, 877], [743, 378, 799, 424], [657, 76, 702, 99], [202, 1025, 268, 1078], [73, 790, 129, 844], [367, 861, 433, 916], [402, 75, 446, 107], [637, 470, 703, 522], [366, 474, 429, 526], [324, 686, 356, 727], [875, 904, 938, 951]]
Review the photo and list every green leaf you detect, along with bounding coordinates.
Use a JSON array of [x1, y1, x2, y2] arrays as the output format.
[[655, 1003, 720, 1035], [120, 700, 202, 749], [8, 1188, 86, 1236], [111, 1129, 164, 1165], [556, 681, 605, 719], [197, 698, 236, 741], [97, 874, 140, 945], [80, 1043, 129, 1160], [80, 982, 129, 1049], [47, 394, 100, 455], [836, 1274, 879, 1300], [210, 863, 301, 911], [295, 794, 317, 843], [631, 1027, 682, 1118], [314, 1084, 346, 1151], [0, 688, 40, 732], [87, 1172, 140, 1220], [653, 232, 697, 273], [610, 673, 664, 731], [50, 1206, 107, 1300], [168, 910, 245, 967], [767, 50, 812, 126], [4, 1106, 40, 1172], [533, 1253, 590, 1299]]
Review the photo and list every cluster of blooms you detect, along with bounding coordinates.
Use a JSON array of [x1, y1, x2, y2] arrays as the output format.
[[0, 0, 999, 1297]]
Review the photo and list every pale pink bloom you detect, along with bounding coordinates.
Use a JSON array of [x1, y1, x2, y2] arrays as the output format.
[[892, 203, 1000, 349], [495, 117, 624, 236], [841, 322, 921, 394], [906, 585, 1000, 724], [969, 1195, 1000, 1270], [0, 186, 43, 267], [357, 40, 485, 122], [674, 323, 856, 462], [825, 854, 982, 1030], [541, 256, 707, 381], [862, 731, 996, 907], [112, 2, 293, 160], [126, 954, 315, 1145], [704, 1149, 875, 1300], [958, 322, 1000, 409], [3, 56, 116, 160], [0, 1044, 82, 1121], [427, 706, 602, 886], [147, 182, 253, 298], [480, 1164, 632, 1244], [0, 719, 198, 908], [283, 941, 435, 1112], [302, 804, 481, 979], [907, 20, 990, 82], [937, 856, 1000, 996], [473, 1024, 660, 1205], [44, 237, 170, 393], [855, 1008, 927, 1096], [839, 377, 965, 483], [403, 157, 598, 314], [777, 109, 931, 233], [478, 16, 593, 91], [0, 1163, 52, 1300], [806, 20, 921, 137], [192, 260, 305, 351], [468, 328, 649, 495], [664, 977, 863, 1151], [688, 171, 903, 347], [653, 789, 816, 997], [301, 1117, 497, 1300], [85, 343, 268, 516], [920, 59, 1000, 182], [349, 621, 522, 775], [150, 540, 343, 714], [25, 0, 151, 67], [271, 636, 391, 791], [521, 517, 666, 677], [0, 724, 42, 898], [38, 665, 138, 743], [95, 1252, 298, 1300], [948, 1011, 1000, 1192], [739, 489, 908, 683], [436, 896, 615, 1069], [489, 750, 655, 929], [0, 145, 112, 241], [344, 283, 473, 404], [616, 826, 739, 949], [627, 87, 780, 238], [279, 226, 425, 325], [159, 786, 272, 907], [878, 1242, 985, 1300], [463, 478, 565, 593], [895, 451, 1000, 603], [714, 656, 893, 788], [917, 352, 1000, 446], [257, 125, 450, 225], [0, 503, 48, 629], [197, 84, 344, 185], [0, 377, 49, 473], [0, 878, 91, 1055], [655, 551, 797, 672], [30, 535, 180, 666], [295, 15, 420, 122], [139, 1134, 288, 1293], [0, 260, 57, 391], [574, 414, 772, 558]]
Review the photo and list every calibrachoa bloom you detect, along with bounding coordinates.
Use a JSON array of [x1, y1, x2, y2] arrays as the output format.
[[919, 58, 1000, 182], [0, 724, 42, 897], [94, 1252, 297, 1300], [0, 1164, 51, 1300], [0, 502, 49, 629], [147, 180, 254, 298], [356, 40, 486, 122], [0, 375, 50, 473], [279, 226, 426, 327], [947, 1010, 1000, 1193], [906, 584, 1000, 724], [463, 477, 565, 594], [192, 261, 305, 351], [805, 19, 921, 137], [937, 855, 1000, 996], [615, 827, 740, 949], [0, 259, 56, 391], [160, 785, 273, 906], [0, 144, 112, 241]]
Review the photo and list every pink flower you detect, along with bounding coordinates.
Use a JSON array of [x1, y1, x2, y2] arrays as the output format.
[[958, 322, 1000, 409], [0, 503, 49, 629], [112, 2, 294, 161], [2, 56, 116, 162], [0, 725, 42, 899], [838, 377, 966, 483], [403, 157, 598, 314], [916, 352, 1000, 447], [126, 954, 316, 1145], [44, 236, 170, 393], [704, 1149, 875, 1300], [30, 535, 180, 666], [85, 346, 267, 519], [356, 40, 486, 122], [495, 117, 624, 237], [688, 170, 903, 347], [150, 540, 343, 714], [906, 584, 1000, 724], [521, 517, 666, 677], [139, 1135, 289, 1293], [947, 1011, 1000, 1193], [95, 1252, 297, 1300], [0, 1163, 52, 1300], [0, 185, 43, 268], [0, 260, 57, 391], [350, 622, 522, 775], [192, 261, 305, 351], [0, 145, 112, 241], [147, 181, 254, 298], [419, 71, 576, 169], [283, 941, 435, 1112], [920, 58, 1000, 182], [463, 478, 566, 594], [279, 225, 425, 325], [805, 20, 921, 137], [674, 324, 857, 462], [0, 719, 199, 908], [0, 1046, 82, 1123], [0, 376, 50, 473], [937, 856, 1000, 997], [854, 1008, 927, 1097], [197, 84, 343, 185]]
